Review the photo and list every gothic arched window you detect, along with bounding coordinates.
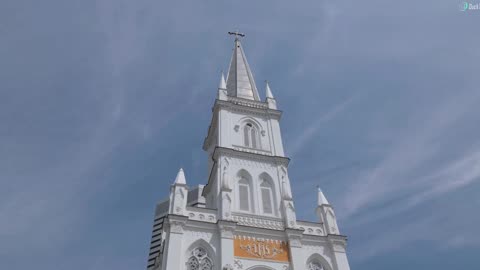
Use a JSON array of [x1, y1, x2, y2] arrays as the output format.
[[260, 179, 274, 214], [243, 123, 260, 149], [186, 247, 213, 270], [307, 262, 325, 270], [238, 178, 251, 211]]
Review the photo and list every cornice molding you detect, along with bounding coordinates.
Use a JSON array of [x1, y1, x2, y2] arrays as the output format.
[[218, 220, 237, 239], [231, 213, 285, 231], [327, 234, 348, 252], [285, 228, 304, 248], [218, 99, 282, 119], [227, 96, 268, 109], [213, 147, 290, 166], [166, 215, 188, 234]]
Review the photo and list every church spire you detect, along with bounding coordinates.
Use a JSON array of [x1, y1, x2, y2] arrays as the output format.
[[265, 80, 274, 99], [265, 80, 277, 109], [218, 72, 226, 89], [225, 32, 260, 101], [174, 168, 186, 185], [317, 186, 329, 205]]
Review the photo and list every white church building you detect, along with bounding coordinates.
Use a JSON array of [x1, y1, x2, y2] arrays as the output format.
[[146, 35, 351, 270]]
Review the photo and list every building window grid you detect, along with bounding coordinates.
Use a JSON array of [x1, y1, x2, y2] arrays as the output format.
[[260, 180, 274, 215], [238, 178, 251, 212]]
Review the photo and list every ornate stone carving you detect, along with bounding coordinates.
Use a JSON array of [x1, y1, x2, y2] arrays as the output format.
[[239, 241, 285, 259], [221, 157, 232, 191], [234, 259, 243, 269], [221, 193, 232, 220], [231, 214, 284, 230], [186, 210, 217, 223], [186, 247, 213, 270], [228, 96, 269, 109], [223, 264, 234, 270], [234, 236, 289, 262], [308, 262, 325, 270]]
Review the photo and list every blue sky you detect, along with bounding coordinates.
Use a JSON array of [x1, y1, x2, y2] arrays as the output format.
[[1, 0, 479, 269]]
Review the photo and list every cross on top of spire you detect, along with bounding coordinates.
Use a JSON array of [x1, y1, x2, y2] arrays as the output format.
[[224, 30, 260, 101], [228, 30, 245, 40]]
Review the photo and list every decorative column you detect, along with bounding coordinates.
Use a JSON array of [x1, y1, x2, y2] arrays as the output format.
[[218, 220, 236, 270], [162, 215, 188, 270], [286, 228, 304, 270], [218, 72, 228, 101], [316, 187, 340, 235], [169, 168, 188, 216], [219, 157, 233, 220], [327, 235, 351, 270]]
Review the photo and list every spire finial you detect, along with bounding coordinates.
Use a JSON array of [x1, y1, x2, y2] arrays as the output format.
[[228, 30, 245, 40], [317, 186, 329, 206], [174, 168, 186, 185], [224, 31, 260, 101], [265, 80, 274, 99], [219, 71, 227, 89]]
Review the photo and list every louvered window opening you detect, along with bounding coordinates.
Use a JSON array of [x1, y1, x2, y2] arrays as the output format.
[[243, 123, 259, 149], [238, 180, 250, 211]]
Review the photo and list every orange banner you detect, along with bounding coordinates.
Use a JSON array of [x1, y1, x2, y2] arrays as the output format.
[[234, 235, 289, 262]]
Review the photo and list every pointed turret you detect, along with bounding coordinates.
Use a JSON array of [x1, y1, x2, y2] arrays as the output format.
[[316, 186, 340, 234], [174, 168, 186, 185], [317, 186, 329, 205], [265, 81, 274, 99], [265, 81, 277, 109], [219, 72, 227, 89], [217, 72, 228, 100], [225, 38, 260, 101], [169, 168, 188, 215], [280, 175, 297, 228]]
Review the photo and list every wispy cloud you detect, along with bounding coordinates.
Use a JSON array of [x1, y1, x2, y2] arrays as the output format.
[[332, 90, 480, 262], [0, 0, 179, 260], [2, 0, 480, 269], [339, 91, 480, 219], [289, 94, 359, 156], [405, 148, 480, 208]]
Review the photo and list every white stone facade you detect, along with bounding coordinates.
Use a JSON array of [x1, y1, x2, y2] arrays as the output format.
[[146, 37, 351, 270]]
